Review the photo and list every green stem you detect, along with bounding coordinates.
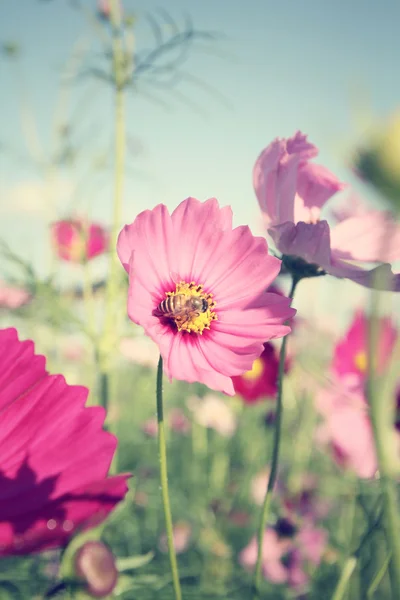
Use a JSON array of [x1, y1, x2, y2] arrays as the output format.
[[97, 0, 126, 413], [156, 357, 183, 600], [252, 276, 298, 597], [332, 557, 358, 600], [367, 287, 400, 594]]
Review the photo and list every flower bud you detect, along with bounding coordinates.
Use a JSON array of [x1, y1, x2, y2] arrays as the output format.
[[75, 541, 118, 598]]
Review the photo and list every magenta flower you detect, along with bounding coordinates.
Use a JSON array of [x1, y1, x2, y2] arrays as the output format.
[[232, 342, 289, 404], [51, 218, 109, 263], [254, 131, 400, 290], [0, 328, 129, 556], [117, 197, 295, 395], [332, 310, 397, 384]]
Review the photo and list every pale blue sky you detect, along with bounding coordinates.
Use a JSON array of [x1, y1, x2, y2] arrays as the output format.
[[1, 0, 400, 289]]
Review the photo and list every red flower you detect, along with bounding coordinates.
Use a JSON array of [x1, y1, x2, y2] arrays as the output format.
[[232, 342, 285, 403], [50, 219, 109, 263], [0, 328, 129, 556]]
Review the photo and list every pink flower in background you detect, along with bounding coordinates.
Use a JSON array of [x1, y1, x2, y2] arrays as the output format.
[[332, 310, 397, 384], [0, 328, 129, 555], [253, 131, 400, 291], [0, 281, 31, 309], [169, 408, 191, 434], [118, 197, 295, 395], [187, 394, 237, 437], [232, 342, 288, 404], [316, 384, 377, 478], [239, 520, 327, 591], [141, 417, 158, 438], [0, 285, 31, 310], [119, 336, 159, 369], [141, 409, 190, 437], [159, 521, 192, 555], [51, 218, 109, 263]]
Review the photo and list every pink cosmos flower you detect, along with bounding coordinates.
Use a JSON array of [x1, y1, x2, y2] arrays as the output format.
[[332, 310, 397, 384], [51, 218, 109, 263], [316, 384, 378, 478], [117, 197, 295, 395], [253, 131, 400, 290], [0, 328, 129, 555], [239, 521, 327, 591]]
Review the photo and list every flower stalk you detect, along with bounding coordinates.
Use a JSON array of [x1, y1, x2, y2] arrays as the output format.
[[156, 356, 183, 600], [253, 276, 298, 597], [367, 284, 400, 595], [98, 0, 127, 416]]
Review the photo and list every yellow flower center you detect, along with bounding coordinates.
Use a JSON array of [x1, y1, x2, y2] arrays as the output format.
[[242, 357, 264, 381], [354, 351, 368, 372], [164, 281, 217, 334]]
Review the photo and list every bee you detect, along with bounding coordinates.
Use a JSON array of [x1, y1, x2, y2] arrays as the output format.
[[155, 294, 209, 326]]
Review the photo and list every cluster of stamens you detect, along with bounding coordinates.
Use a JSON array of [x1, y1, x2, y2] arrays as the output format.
[[165, 281, 217, 334]]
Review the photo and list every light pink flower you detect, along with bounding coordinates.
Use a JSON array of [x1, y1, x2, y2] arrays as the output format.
[[169, 408, 191, 434], [332, 310, 397, 384], [141, 417, 158, 438], [0, 281, 31, 309], [117, 197, 295, 395], [239, 521, 327, 590], [187, 393, 237, 437], [51, 218, 109, 263], [316, 384, 377, 478], [0, 328, 129, 556], [158, 521, 192, 555], [254, 131, 400, 291], [119, 335, 159, 369]]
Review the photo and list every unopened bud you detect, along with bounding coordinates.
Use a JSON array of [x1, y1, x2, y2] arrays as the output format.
[[75, 541, 118, 598]]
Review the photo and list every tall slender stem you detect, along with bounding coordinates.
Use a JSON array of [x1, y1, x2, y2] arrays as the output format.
[[253, 277, 298, 597], [156, 356, 183, 600], [367, 286, 400, 595], [98, 0, 126, 414]]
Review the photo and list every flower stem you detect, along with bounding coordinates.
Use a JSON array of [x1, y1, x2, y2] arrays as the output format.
[[367, 285, 400, 595], [252, 276, 298, 597], [98, 0, 126, 415], [156, 356, 183, 600], [332, 557, 358, 600]]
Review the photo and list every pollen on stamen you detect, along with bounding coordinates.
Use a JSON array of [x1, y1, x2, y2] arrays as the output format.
[[161, 280, 217, 334]]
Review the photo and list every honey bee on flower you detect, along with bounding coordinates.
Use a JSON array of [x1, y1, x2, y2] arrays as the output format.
[[117, 197, 296, 395]]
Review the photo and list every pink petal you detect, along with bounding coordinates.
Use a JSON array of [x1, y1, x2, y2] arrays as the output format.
[[330, 211, 400, 263], [286, 130, 319, 160], [253, 139, 299, 226], [0, 329, 47, 411], [269, 221, 331, 267], [328, 257, 400, 291], [295, 162, 346, 222], [170, 197, 233, 282]]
